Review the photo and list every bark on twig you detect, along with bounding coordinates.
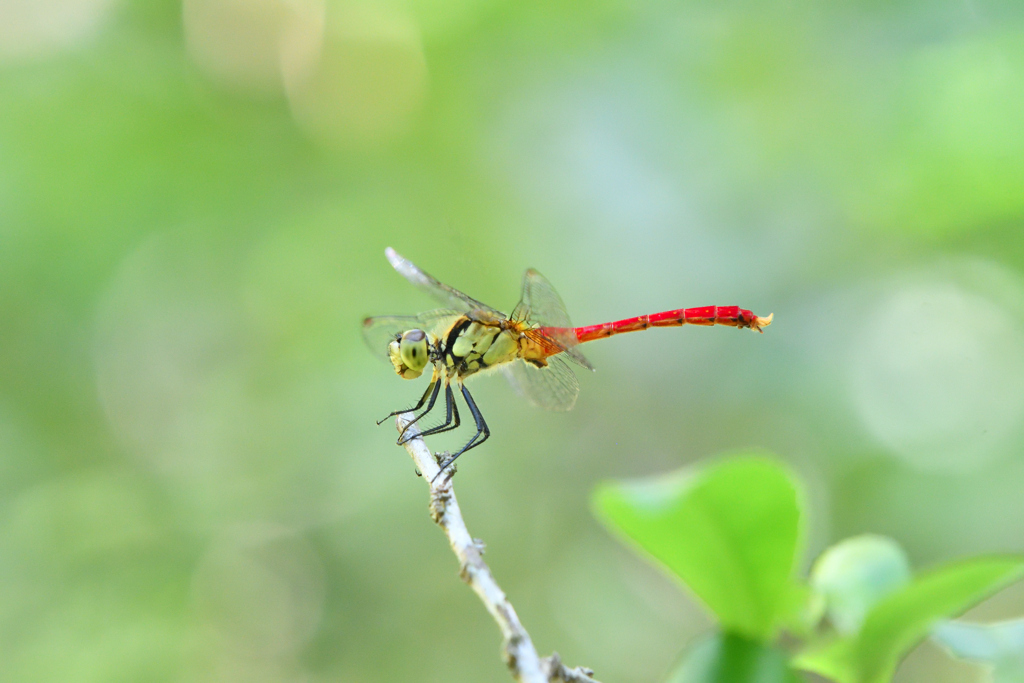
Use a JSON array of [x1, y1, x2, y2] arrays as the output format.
[[395, 413, 601, 683]]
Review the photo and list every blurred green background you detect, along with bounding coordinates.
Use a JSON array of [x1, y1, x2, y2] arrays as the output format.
[[2, 0, 1024, 681]]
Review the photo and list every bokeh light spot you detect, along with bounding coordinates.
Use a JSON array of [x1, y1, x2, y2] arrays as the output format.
[[284, 5, 428, 148], [848, 262, 1024, 472], [0, 0, 118, 62], [189, 524, 325, 676], [183, 0, 325, 95], [94, 232, 248, 476]]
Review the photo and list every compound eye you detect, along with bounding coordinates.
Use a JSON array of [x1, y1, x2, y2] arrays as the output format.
[[399, 329, 428, 374]]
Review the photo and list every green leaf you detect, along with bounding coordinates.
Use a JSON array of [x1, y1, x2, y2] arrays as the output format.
[[932, 619, 1024, 683], [593, 454, 803, 641], [666, 633, 801, 683], [855, 557, 1024, 682], [776, 581, 826, 640], [810, 535, 912, 635], [791, 636, 858, 683], [794, 557, 1024, 683]]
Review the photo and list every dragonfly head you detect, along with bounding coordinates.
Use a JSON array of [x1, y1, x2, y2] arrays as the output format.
[[388, 329, 430, 379]]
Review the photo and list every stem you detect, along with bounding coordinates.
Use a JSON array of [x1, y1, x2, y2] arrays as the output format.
[[394, 413, 601, 683]]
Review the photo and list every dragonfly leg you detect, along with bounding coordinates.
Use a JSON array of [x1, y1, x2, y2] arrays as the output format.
[[377, 373, 438, 425], [395, 378, 443, 439], [432, 384, 489, 483], [400, 382, 461, 443]]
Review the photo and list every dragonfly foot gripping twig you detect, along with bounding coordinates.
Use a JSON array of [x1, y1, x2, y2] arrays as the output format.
[[394, 413, 601, 683]]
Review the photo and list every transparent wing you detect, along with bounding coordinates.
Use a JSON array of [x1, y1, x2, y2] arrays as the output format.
[[516, 268, 572, 327], [502, 357, 580, 412], [386, 247, 503, 316], [515, 268, 594, 371], [361, 310, 461, 362]]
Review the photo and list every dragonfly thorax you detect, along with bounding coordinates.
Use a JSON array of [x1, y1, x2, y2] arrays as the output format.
[[444, 319, 522, 378], [388, 328, 436, 379]]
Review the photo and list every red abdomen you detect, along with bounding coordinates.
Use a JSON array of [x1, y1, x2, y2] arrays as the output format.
[[573, 306, 771, 344]]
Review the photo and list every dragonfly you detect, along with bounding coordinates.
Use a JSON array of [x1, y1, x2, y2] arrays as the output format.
[[363, 247, 772, 482]]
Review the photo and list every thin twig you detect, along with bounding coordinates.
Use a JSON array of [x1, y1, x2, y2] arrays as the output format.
[[395, 413, 601, 683]]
